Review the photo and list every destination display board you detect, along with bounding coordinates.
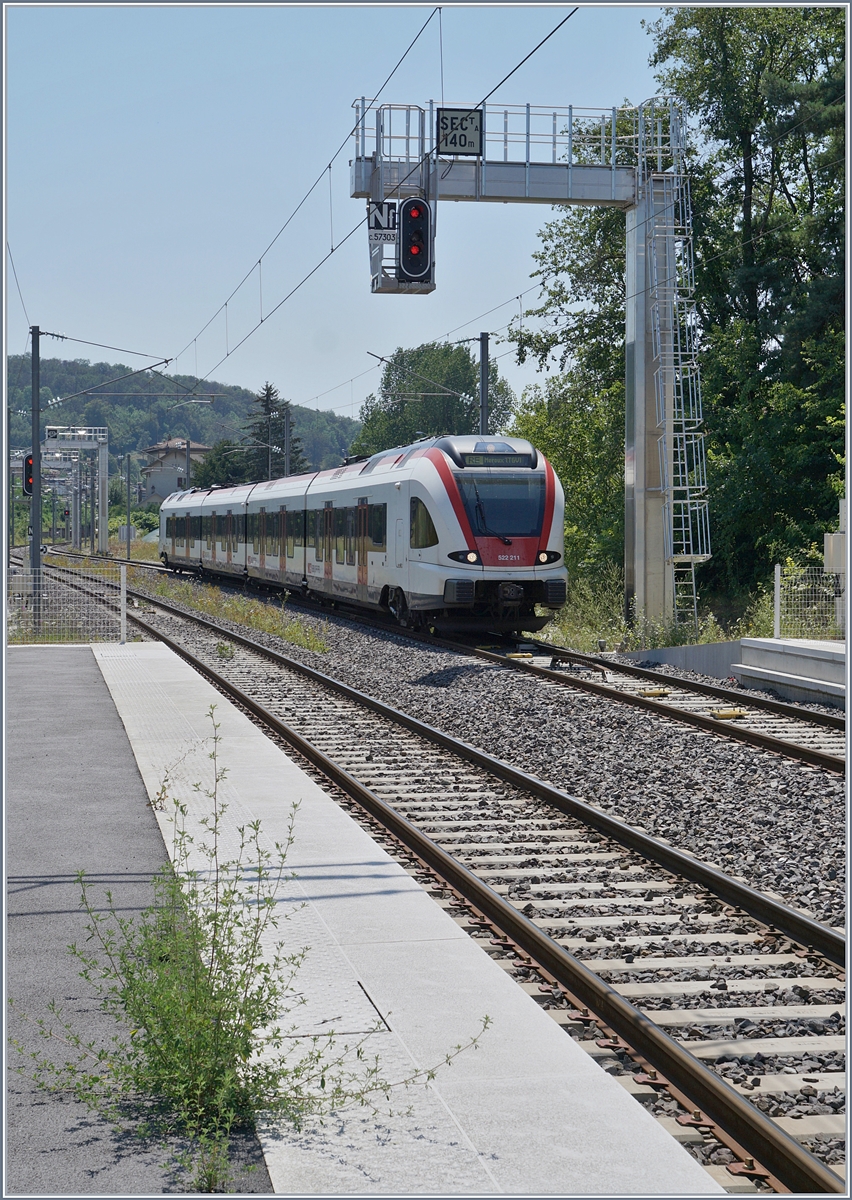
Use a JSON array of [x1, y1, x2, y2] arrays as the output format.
[[461, 453, 532, 468]]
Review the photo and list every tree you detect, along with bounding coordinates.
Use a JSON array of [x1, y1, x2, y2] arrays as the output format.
[[6, 358, 360, 469], [243, 383, 308, 480], [349, 342, 515, 457], [191, 440, 251, 490], [511, 374, 624, 575], [508, 8, 844, 598], [648, 6, 845, 594], [508, 204, 627, 572]]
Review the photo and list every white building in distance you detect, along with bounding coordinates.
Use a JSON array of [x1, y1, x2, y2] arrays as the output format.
[[141, 438, 211, 505]]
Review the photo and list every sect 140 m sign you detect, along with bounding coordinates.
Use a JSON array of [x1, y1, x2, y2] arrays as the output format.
[[436, 108, 483, 156]]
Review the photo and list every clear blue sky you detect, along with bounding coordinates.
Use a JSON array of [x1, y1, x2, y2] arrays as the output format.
[[6, 4, 663, 427]]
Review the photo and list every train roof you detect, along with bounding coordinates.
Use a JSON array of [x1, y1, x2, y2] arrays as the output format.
[[161, 434, 541, 509], [351, 433, 537, 471]]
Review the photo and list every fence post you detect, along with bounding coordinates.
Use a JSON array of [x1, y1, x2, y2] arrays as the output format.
[[773, 563, 781, 639], [120, 564, 127, 645]]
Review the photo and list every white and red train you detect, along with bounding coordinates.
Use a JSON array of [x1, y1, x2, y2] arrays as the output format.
[[158, 434, 568, 633]]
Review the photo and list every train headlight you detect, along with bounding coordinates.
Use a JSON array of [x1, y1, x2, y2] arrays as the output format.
[[538, 551, 562, 564], [448, 550, 481, 564]]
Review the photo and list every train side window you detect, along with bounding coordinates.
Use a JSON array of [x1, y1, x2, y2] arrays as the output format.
[[369, 503, 387, 550], [335, 508, 346, 563], [286, 510, 294, 558], [267, 508, 279, 558], [315, 508, 323, 561], [190, 515, 200, 544], [410, 497, 439, 548], [216, 513, 225, 545], [306, 510, 321, 560], [345, 507, 356, 564], [166, 516, 174, 540], [231, 511, 242, 553], [204, 514, 213, 549], [250, 510, 262, 555]]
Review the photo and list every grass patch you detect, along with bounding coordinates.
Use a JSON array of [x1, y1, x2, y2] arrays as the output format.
[[535, 561, 777, 653], [140, 576, 329, 653], [9, 708, 488, 1191], [107, 538, 162, 561]]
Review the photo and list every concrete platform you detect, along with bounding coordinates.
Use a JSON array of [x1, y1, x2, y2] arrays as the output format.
[[92, 641, 723, 1195], [731, 637, 846, 707], [5, 646, 272, 1195], [622, 640, 741, 681]]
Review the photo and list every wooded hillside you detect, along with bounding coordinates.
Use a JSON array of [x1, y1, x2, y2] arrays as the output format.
[[6, 356, 360, 473]]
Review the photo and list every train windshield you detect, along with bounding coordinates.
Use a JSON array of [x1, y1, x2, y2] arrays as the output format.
[[454, 472, 545, 538]]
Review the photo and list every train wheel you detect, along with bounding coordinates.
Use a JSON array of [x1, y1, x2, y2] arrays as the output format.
[[388, 587, 408, 623]]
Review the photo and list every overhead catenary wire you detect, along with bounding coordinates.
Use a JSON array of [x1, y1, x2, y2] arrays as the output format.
[[6, 242, 30, 328], [40, 331, 170, 360], [38, 359, 172, 410], [177, 9, 579, 393], [299, 283, 542, 415], [172, 7, 440, 368]]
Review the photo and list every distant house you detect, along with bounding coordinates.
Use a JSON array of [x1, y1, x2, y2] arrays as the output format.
[[141, 438, 211, 505]]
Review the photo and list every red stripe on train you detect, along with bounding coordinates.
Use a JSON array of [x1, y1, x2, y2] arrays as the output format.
[[424, 448, 477, 550], [538, 458, 556, 549]]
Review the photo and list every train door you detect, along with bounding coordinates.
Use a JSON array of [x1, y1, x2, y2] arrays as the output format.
[[170, 515, 176, 560], [356, 498, 368, 603], [259, 508, 266, 571], [226, 511, 233, 565], [395, 519, 405, 568], [323, 502, 334, 585], [210, 511, 217, 562]]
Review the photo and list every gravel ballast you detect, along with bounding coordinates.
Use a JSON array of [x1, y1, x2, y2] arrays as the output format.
[[134, 584, 846, 929]]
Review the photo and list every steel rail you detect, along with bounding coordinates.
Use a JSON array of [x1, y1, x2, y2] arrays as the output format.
[[438, 640, 845, 774], [124, 607, 846, 1195], [50, 548, 843, 762], [531, 641, 846, 732], [126, 594, 845, 966]]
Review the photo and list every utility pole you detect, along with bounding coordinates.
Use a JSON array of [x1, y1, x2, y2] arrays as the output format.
[[90, 459, 96, 554], [267, 409, 278, 480], [30, 326, 42, 626], [284, 406, 291, 478], [7, 404, 13, 553], [479, 331, 489, 436], [126, 453, 132, 560], [51, 489, 56, 543], [185, 436, 191, 489]]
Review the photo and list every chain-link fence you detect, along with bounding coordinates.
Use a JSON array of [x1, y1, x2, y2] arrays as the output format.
[[7, 563, 126, 644], [774, 564, 845, 640]]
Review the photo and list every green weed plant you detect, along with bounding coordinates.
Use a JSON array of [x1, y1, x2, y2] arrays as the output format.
[[9, 708, 487, 1191]]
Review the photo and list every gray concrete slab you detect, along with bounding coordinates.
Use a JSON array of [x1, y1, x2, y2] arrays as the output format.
[[5, 645, 272, 1195], [94, 642, 724, 1196]]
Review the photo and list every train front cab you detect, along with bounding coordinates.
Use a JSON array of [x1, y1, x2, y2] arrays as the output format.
[[405, 436, 568, 633]]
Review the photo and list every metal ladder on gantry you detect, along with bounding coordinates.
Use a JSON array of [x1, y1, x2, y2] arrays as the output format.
[[349, 98, 710, 627]]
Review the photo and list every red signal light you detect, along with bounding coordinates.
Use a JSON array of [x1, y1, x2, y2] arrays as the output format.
[[398, 197, 432, 282]]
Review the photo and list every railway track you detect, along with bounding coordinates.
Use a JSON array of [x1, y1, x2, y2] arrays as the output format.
[[449, 638, 846, 775], [16, 555, 848, 1189], [41, 548, 846, 774]]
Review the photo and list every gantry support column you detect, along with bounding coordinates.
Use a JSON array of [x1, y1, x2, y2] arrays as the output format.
[[624, 192, 671, 624]]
